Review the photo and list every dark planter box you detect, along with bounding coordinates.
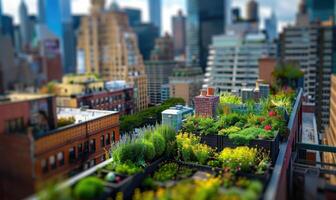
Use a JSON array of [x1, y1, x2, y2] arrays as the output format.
[[101, 156, 167, 200], [200, 134, 219, 150], [218, 133, 280, 164]]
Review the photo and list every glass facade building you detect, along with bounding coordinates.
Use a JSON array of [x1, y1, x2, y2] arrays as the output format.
[[186, 0, 229, 70], [149, 0, 161, 33], [306, 0, 335, 22]]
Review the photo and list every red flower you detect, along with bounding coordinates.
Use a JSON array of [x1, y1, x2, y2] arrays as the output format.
[[269, 111, 277, 117], [264, 125, 272, 131]]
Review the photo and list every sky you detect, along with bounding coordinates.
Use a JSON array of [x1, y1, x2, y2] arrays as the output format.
[[2, 0, 299, 33]]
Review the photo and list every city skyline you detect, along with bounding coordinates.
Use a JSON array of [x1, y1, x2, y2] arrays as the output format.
[[2, 0, 299, 33]]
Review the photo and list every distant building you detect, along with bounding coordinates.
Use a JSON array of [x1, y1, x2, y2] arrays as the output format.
[[264, 11, 277, 41], [162, 105, 193, 131], [150, 33, 174, 61], [246, 0, 259, 22], [258, 57, 276, 85], [77, 1, 148, 111], [186, 0, 229, 70], [258, 83, 270, 99], [56, 75, 134, 115], [0, 33, 17, 92], [194, 88, 219, 118], [1, 15, 14, 45], [169, 66, 203, 106], [280, 22, 335, 130], [232, 7, 241, 23], [161, 84, 170, 102], [124, 8, 142, 26], [149, 0, 162, 33], [172, 10, 186, 57], [0, 93, 120, 199], [19, 0, 34, 50], [145, 61, 176, 105], [40, 0, 76, 73], [203, 33, 276, 93], [133, 23, 159, 61], [306, 0, 335, 22]]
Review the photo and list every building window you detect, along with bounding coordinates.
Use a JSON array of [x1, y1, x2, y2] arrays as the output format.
[[41, 159, 48, 173], [84, 141, 89, 153], [57, 152, 64, 166], [90, 139, 96, 153], [90, 159, 95, 167], [78, 143, 83, 159], [5, 117, 24, 134], [69, 147, 76, 163], [106, 134, 110, 145], [49, 155, 56, 170], [100, 135, 105, 147], [112, 131, 116, 143]]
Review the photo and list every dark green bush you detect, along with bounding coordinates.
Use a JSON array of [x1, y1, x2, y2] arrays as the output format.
[[150, 133, 166, 157], [142, 140, 156, 161], [74, 177, 104, 200]]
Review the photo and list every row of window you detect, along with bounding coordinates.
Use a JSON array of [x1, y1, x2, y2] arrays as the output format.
[[5, 117, 24, 134], [40, 133, 116, 174]]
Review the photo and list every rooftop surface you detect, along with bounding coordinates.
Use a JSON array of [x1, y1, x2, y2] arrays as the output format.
[[57, 107, 118, 124], [0, 93, 53, 104], [162, 106, 193, 115]]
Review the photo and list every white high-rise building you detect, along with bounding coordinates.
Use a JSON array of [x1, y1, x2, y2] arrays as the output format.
[[203, 33, 275, 93]]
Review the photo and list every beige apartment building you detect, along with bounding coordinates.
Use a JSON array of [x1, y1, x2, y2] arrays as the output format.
[[77, 0, 148, 111]]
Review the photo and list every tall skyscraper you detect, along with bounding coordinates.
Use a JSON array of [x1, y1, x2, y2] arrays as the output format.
[[39, 0, 76, 74], [203, 33, 276, 92], [77, 0, 148, 111], [0, 0, 2, 29], [246, 0, 259, 22], [232, 7, 241, 23], [19, 0, 33, 50], [172, 10, 186, 57], [306, 0, 335, 22], [264, 10, 277, 41], [149, 0, 161, 34], [133, 23, 159, 61], [124, 8, 142, 26], [186, 0, 229, 70]]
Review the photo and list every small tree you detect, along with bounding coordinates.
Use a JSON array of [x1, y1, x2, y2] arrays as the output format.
[[272, 63, 304, 89]]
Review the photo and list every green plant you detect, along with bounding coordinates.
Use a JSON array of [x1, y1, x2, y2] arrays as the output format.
[[192, 144, 212, 165], [220, 92, 242, 105], [153, 163, 179, 182], [218, 147, 257, 172], [112, 141, 145, 164], [182, 116, 200, 133], [176, 166, 195, 179], [176, 133, 200, 162], [218, 126, 241, 136], [229, 127, 274, 144], [57, 116, 75, 127], [155, 125, 176, 143], [217, 113, 245, 129], [199, 118, 218, 135], [142, 140, 156, 161], [74, 177, 104, 200], [149, 133, 166, 157], [113, 162, 144, 175]]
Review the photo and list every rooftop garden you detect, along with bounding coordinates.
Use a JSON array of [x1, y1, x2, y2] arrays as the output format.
[[38, 89, 298, 200]]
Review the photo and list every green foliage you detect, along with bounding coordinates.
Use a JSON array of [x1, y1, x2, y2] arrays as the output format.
[[155, 125, 176, 143], [272, 63, 304, 89], [38, 184, 73, 200], [220, 92, 242, 105], [192, 144, 213, 165], [199, 118, 217, 135], [74, 177, 104, 200], [149, 133, 166, 157], [142, 140, 156, 161], [57, 116, 75, 128], [112, 141, 145, 164], [217, 113, 245, 129], [153, 163, 179, 182], [182, 116, 200, 133], [229, 127, 274, 145], [113, 162, 144, 175], [120, 98, 185, 133], [218, 147, 258, 172], [218, 126, 241, 136]]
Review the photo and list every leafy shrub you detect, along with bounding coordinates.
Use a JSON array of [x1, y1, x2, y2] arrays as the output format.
[[218, 126, 241, 136], [220, 92, 242, 105], [153, 163, 179, 182], [182, 116, 200, 133], [149, 133, 166, 157], [57, 116, 75, 127], [112, 141, 144, 164], [192, 144, 212, 165], [156, 125, 176, 143], [217, 113, 245, 129], [142, 140, 156, 161], [74, 177, 104, 200], [114, 162, 143, 175], [176, 133, 200, 162], [218, 147, 257, 172], [229, 127, 274, 144], [199, 118, 218, 135]]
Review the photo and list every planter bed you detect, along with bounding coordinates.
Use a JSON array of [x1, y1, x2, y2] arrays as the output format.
[[197, 133, 280, 164]]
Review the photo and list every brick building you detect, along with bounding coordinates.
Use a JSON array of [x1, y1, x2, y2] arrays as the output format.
[[0, 93, 120, 199], [194, 88, 219, 118]]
